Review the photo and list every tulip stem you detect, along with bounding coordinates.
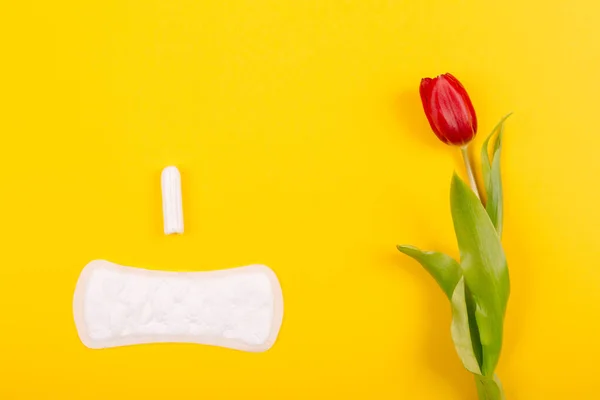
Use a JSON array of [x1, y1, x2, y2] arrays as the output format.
[[460, 145, 481, 200]]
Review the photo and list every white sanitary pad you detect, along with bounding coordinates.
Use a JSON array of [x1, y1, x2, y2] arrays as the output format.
[[73, 260, 284, 352]]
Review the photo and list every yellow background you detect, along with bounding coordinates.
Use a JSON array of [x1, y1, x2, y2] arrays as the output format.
[[1, 1, 599, 399]]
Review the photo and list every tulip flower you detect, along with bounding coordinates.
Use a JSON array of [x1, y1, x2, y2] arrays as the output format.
[[398, 74, 513, 400], [420, 73, 480, 198], [419, 73, 477, 146]]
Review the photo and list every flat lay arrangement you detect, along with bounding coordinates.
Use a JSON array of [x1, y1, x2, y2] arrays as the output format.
[[4, 2, 600, 399]]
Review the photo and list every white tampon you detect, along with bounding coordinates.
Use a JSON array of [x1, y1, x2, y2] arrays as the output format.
[[161, 166, 184, 235]]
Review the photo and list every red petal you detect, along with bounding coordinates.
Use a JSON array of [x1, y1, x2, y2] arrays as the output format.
[[420, 77, 449, 143], [425, 74, 477, 145], [442, 73, 478, 134]]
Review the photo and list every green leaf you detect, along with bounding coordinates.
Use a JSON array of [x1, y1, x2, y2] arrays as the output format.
[[450, 277, 483, 375], [481, 113, 512, 237], [487, 149, 503, 235], [450, 174, 510, 376], [397, 245, 462, 300], [475, 374, 506, 400], [397, 245, 485, 374]]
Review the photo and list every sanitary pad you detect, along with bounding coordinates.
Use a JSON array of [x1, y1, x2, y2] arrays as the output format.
[[73, 260, 284, 352]]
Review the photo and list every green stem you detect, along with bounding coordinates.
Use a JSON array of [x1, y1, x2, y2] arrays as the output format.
[[474, 374, 506, 400], [460, 145, 481, 200]]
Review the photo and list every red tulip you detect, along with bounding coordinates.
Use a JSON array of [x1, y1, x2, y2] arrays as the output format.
[[419, 73, 477, 146]]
